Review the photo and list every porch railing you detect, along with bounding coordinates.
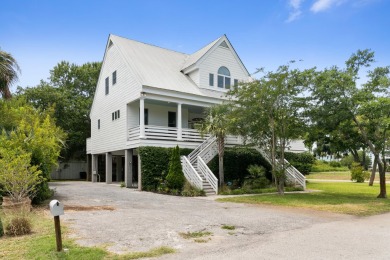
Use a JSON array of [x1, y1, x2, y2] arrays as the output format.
[[128, 125, 244, 145]]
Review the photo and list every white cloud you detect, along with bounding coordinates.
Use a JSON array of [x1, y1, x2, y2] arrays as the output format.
[[286, 0, 304, 22], [310, 0, 346, 13]]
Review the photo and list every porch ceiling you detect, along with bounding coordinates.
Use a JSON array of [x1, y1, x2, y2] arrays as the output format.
[[130, 99, 205, 114]]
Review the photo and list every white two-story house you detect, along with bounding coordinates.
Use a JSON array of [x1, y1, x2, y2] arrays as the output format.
[[86, 34, 305, 194]]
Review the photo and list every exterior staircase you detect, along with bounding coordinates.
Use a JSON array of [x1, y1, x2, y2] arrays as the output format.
[[181, 136, 306, 196], [181, 136, 218, 195]]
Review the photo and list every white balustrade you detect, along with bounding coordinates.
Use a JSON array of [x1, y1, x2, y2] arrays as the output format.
[[255, 147, 306, 189], [181, 156, 203, 190], [198, 157, 218, 194]]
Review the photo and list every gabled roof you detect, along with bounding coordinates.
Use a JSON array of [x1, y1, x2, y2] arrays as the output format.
[[181, 37, 222, 71], [108, 34, 248, 99]]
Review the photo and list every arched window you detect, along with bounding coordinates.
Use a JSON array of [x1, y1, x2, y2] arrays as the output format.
[[217, 66, 231, 89]]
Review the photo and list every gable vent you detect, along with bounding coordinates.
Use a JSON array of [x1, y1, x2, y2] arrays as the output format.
[[219, 41, 229, 48], [108, 40, 114, 48]]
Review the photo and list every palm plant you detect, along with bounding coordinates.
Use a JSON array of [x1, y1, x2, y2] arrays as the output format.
[[199, 104, 232, 186], [0, 49, 21, 99]]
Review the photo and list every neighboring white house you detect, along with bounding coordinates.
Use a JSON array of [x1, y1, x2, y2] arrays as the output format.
[[86, 34, 306, 193]]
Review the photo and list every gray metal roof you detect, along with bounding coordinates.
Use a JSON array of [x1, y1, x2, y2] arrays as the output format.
[[110, 35, 226, 99]]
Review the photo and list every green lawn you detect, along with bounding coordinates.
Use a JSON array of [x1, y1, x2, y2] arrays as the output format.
[[307, 171, 390, 181], [217, 182, 390, 216], [311, 161, 349, 172], [0, 207, 175, 259]]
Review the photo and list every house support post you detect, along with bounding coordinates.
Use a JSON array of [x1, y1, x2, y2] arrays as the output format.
[[106, 152, 112, 184], [140, 97, 145, 138], [91, 154, 98, 182], [86, 154, 92, 181], [116, 156, 122, 182], [138, 154, 142, 191], [177, 103, 182, 141], [125, 149, 133, 188]]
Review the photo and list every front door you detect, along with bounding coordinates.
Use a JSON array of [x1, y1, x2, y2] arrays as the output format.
[[168, 111, 176, 127]]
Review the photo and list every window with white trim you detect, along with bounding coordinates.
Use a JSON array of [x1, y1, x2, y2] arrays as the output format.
[[105, 77, 109, 95], [112, 71, 117, 85], [209, 73, 214, 86], [217, 66, 231, 89]]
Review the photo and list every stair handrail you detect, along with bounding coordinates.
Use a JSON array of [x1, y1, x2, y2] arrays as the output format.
[[198, 139, 218, 164], [181, 156, 203, 190], [197, 157, 218, 194], [188, 136, 217, 164], [254, 147, 306, 189]]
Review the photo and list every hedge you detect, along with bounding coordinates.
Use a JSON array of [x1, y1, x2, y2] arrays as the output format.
[[284, 152, 315, 175], [208, 147, 272, 186], [138, 146, 192, 191]]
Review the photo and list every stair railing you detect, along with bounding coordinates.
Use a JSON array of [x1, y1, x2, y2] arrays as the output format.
[[255, 147, 306, 189], [181, 156, 203, 190], [197, 157, 218, 194]]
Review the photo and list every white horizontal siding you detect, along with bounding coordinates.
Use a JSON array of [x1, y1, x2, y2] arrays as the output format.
[[188, 69, 200, 86], [198, 46, 248, 90], [90, 43, 141, 154], [128, 102, 189, 128]]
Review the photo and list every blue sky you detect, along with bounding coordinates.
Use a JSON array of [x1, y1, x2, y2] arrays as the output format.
[[1, 0, 389, 90]]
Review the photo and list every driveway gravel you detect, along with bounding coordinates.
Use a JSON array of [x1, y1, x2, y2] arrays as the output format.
[[50, 181, 390, 259]]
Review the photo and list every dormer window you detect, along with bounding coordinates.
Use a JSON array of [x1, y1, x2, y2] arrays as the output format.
[[217, 66, 231, 89]]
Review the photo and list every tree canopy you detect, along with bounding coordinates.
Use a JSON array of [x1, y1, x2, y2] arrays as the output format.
[[17, 61, 101, 160], [0, 49, 20, 99], [307, 49, 390, 198]]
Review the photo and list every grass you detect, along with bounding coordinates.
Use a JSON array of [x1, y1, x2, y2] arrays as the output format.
[[219, 186, 302, 195], [179, 230, 212, 239], [217, 182, 390, 216], [308, 171, 390, 181], [311, 161, 349, 172], [0, 207, 175, 259], [221, 225, 235, 230]]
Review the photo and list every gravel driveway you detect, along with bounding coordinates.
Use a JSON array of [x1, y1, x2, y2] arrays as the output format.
[[50, 181, 390, 259]]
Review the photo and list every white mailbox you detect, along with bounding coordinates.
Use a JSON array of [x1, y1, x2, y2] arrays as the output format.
[[49, 200, 64, 216]]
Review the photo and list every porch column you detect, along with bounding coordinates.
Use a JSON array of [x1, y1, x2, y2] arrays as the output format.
[[91, 154, 98, 182], [177, 103, 182, 141], [138, 154, 142, 191], [86, 154, 91, 181], [106, 152, 112, 184], [116, 156, 122, 182], [140, 97, 145, 138], [125, 149, 133, 188]]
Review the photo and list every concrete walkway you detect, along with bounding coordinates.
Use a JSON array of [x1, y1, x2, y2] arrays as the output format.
[[50, 181, 390, 259]]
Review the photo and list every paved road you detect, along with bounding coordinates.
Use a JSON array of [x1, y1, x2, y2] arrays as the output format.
[[50, 181, 390, 259]]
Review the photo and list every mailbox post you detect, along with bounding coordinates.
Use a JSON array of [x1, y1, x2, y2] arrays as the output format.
[[49, 200, 64, 252]]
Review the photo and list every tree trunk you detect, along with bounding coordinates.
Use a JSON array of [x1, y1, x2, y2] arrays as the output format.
[[376, 155, 387, 198], [350, 149, 360, 163], [218, 136, 225, 187], [219, 155, 224, 187], [369, 156, 377, 186]]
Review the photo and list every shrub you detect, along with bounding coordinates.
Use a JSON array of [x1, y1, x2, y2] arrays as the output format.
[[0, 149, 43, 203], [350, 162, 370, 183], [0, 216, 4, 237], [329, 161, 342, 168], [209, 147, 272, 186], [243, 165, 270, 189], [181, 181, 205, 197], [311, 160, 349, 172], [139, 146, 192, 191], [166, 146, 185, 190], [284, 152, 315, 175], [340, 151, 371, 169], [5, 217, 32, 236]]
